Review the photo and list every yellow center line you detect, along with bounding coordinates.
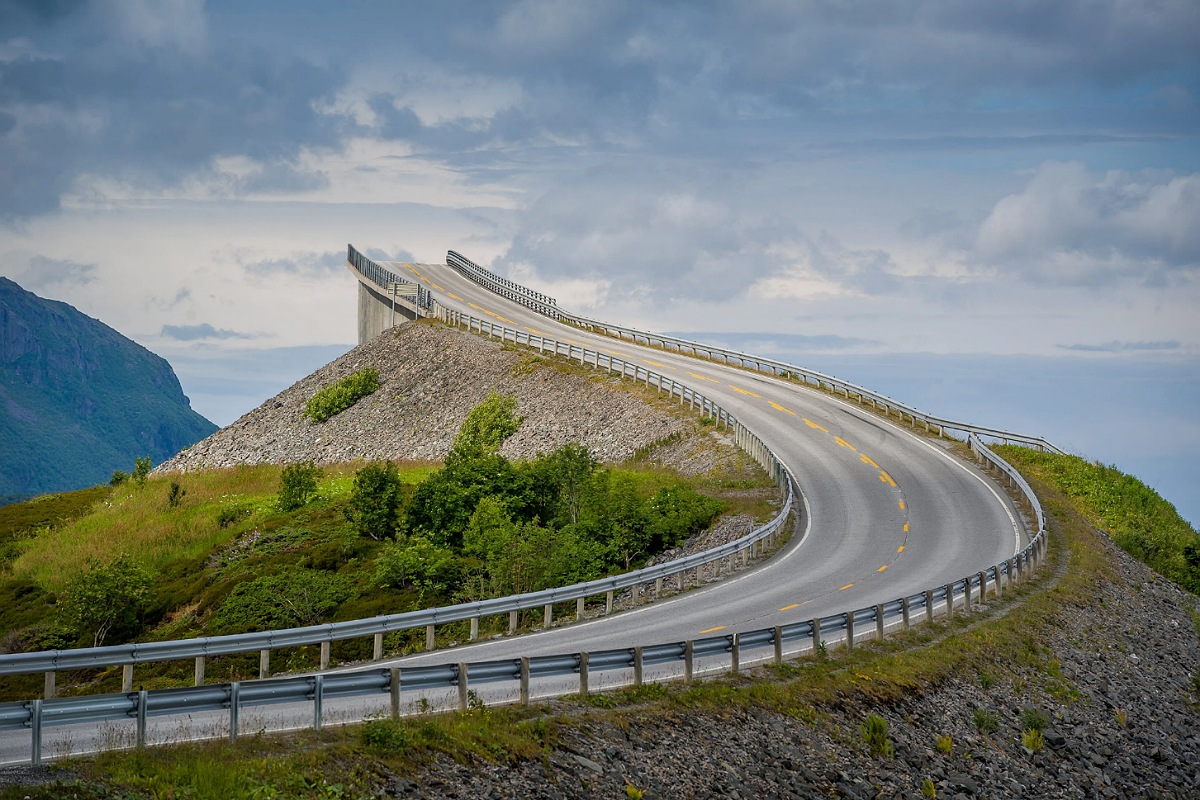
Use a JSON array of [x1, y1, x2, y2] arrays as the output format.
[[839, 583, 855, 591], [687, 371, 720, 383], [898, 545, 905, 553], [729, 385, 762, 397], [860, 453, 880, 469], [643, 359, 665, 367], [879, 471, 897, 488], [469, 303, 484, 311], [769, 401, 796, 415], [899, 500, 906, 511], [804, 418, 829, 432], [563, 339, 582, 345], [525, 327, 544, 335], [903, 522, 909, 533], [447, 292, 463, 301], [835, 436, 856, 450], [877, 564, 888, 572], [699, 625, 726, 634], [608, 351, 632, 358], [430, 283, 444, 291], [779, 603, 800, 611], [407, 267, 418, 274]]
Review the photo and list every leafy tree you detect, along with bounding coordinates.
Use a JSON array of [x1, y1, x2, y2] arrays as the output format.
[[109, 470, 128, 487], [345, 461, 404, 539], [645, 485, 723, 551], [277, 461, 323, 512], [403, 453, 535, 548], [57, 555, 151, 647], [528, 443, 598, 526]]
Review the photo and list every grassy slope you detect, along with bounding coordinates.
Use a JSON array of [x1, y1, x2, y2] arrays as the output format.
[[2, 449, 1194, 798]]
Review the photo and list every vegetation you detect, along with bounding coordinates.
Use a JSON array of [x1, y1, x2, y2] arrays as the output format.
[[302, 367, 380, 423], [277, 461, 323, 512], [860, 712, 894, 758], [56, 555, 151, 647], [997, 446, 1200, 594]]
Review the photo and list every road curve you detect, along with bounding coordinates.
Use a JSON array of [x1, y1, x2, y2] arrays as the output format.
[[368, 260, 1026, 668]]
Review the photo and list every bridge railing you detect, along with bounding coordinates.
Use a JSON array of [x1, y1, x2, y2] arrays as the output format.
[[347, 244, 433, 313], [442, 251, 1062, 454]]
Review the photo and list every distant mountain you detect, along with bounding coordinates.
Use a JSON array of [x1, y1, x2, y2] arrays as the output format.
[[0, 277, 217, 499]]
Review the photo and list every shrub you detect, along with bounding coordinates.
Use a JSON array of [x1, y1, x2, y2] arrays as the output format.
[[303, 367, 380, 423], [361, 719, 410, 751], [167, 481, 187, 509], [935, 733, 953, 755], [1020, 706, 1049, 732], [56, 555, 151, 647], [132, 456, 152, 487], [448, 390, 522, 460], [110, 470, 128, 487], [346, 461, 404, 539], [216, 505, 251, 529], [973, 707, 999, 735], [1021, 727, 1045, 753], [375, 536, 460, 598], [920, 777, 937, 798], [861, 713, 894, 758], [210, 568, 351, 633], [277, 461, 322, 512]]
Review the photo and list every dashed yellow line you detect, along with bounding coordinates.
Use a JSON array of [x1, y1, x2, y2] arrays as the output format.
[[699, 625, 726, 634], [899, 500, 906, 511], [687, 371, 720, 383], [525, 327, 544, 335], [839, 583, 855, 591], [643, 359, 665, 367], [469, 303, 484, 311], [769, 401, 796, 415], [834, 436, 856, 450], [898, 545, 905, 553], [877, 564, 888, 573], [879, 471, 897, 488], [430, 283, 444, 291], [780, 603, 800, 611], [860, 453, 880, 469], [903, 523, 909, 533], [729, 385, 762, 398], [447, 292, 462, 301]]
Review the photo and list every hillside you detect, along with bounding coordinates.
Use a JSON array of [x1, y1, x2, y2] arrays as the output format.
[[0, 278, 216, 498]]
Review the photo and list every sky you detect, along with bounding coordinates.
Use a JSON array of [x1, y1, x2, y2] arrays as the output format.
[[1, 1, 1197, 523]]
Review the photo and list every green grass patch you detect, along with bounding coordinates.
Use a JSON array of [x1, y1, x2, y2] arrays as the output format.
[[302, 367, 380, 423]]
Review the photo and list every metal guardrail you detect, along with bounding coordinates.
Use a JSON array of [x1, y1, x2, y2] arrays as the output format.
[[0, 245, 1053, 766], [347, 244, 433, 313], [442, 250, 1063, 454]]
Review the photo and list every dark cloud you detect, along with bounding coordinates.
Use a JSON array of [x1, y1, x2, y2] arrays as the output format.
[[238, 250, 351, 279], [1058, 340, 1181, 353], [16, 255, 96, 290], [160, 323, 257, 342]]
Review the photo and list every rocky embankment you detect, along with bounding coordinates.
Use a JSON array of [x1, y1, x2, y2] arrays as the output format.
[[156, 321, 701, 473], [390, 524, 1200, 799]]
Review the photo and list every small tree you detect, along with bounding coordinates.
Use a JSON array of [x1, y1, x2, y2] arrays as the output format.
[[132, 456, 152, 487], [345, 461, 404, 539], [278, 461, 322, 511], [167, 481, 187, 509], [57, 556, 151, 647]]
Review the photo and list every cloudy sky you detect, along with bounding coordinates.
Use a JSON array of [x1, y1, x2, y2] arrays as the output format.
[[2, 1, 1198, 521]]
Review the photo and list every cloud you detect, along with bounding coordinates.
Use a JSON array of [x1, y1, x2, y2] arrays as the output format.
[[1058, 340, 1181, 353], [975, 162, 1200, 285], [160, 323, 257, 342], [14, 254, 96, 291], [236, 249, 365, 280]]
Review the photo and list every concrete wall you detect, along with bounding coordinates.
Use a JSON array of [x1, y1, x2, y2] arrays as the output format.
[[352, 265, 417, 345]]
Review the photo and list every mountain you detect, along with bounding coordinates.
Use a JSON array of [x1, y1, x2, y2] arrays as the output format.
[[0, 277, 217, 498]]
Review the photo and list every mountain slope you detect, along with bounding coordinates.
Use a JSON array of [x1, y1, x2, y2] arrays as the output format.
[[0, 277, 217, 497]]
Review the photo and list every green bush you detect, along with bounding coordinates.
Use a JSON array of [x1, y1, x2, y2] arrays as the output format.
[[132, 456, 152, 487], [302, 367, 380, 423], [861, 713, 894, 758], [56, 555, 151, 647], [361, 718, 410, 751], [346, 461, 404, 539], [375, 536, 461, 598], [210, 568, 351, 633], [277, 461, 322, 512]]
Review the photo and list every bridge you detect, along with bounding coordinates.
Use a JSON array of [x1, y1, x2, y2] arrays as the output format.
[[0, 245, 1055, 765]]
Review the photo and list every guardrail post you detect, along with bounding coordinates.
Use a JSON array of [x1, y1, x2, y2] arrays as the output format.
[[630, 583, 639, 606], [43, 672, 55, 700], [633, 646, 644, 686], [122, 664, 134, 693], [194, 656, 205, 687], [30, 698, 42, 766], [229, 682, 240, 743], [457, 663, 469, 712], [902, 597, 911, 629], [320, 641, 331, 670], [579, 652, 590, 697], [543, 603, 553, 629], [978, 570, 988, 602], [576, 596, 585, 620], [811, 618, 821, 654], [683, 641, 694, 684], [135, 689, 147, 749], [924, 589, 934, 623], [390, 668, 401, 720], [945, 584, 955, 619], [509, 610, 519, 633], [963, 578, 972, 614], [313, 674, 324, 732], [259, 649, 270, 679], [426, 624, 436, 651], [519, 657, 530, 705], [655, 577, 663, 596], [605, 591, 613, 614], [875, 604, 885, 641], [470, 617, 479, 641], [373, 633, 384, 661], [730, 633, 740, 676], [773, 626, 783, 665], [845, 612, 855, 651]]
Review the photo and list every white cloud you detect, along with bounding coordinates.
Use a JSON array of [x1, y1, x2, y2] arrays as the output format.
[[98, 0, 208, 55]]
